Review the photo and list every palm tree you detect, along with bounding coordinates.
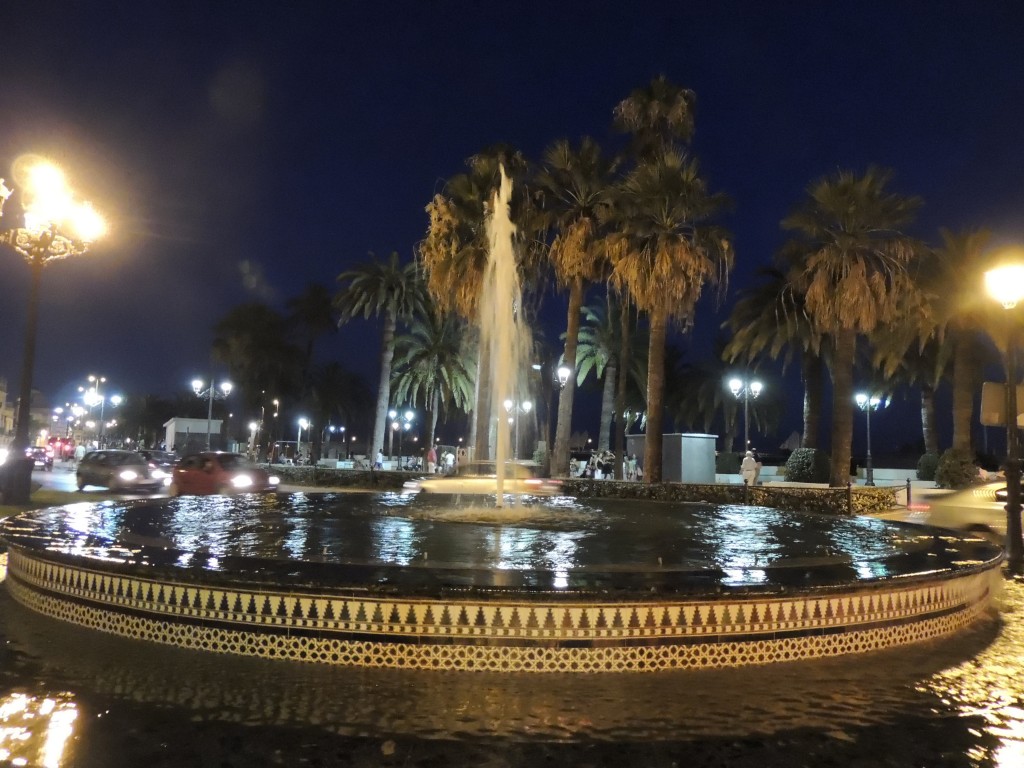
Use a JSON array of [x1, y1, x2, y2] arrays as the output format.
[[535, 137, 615, 475], [607, 149, 733, 482], [286, 283, 337, 394], [782, 167, 923, 487], [309, 362, 373, 459], [212, 303, 303, 416], [723, 260, 826, 449], [391, 304, 476, 447], [420, 148, 536, 460], [335, 252, 424, 459], [612, 75, 697, 160]]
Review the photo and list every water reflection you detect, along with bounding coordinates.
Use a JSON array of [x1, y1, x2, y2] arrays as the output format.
[[0, 494, 997, 589], [0, 693, 77, 768]]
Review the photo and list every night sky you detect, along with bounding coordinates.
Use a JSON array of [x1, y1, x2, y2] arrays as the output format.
[[2, 1, 1024, 451]]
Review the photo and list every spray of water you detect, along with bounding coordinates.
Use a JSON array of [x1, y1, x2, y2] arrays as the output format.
[[480, 165, 532, 506]]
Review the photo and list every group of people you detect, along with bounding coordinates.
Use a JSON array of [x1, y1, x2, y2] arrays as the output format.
[[740, 448, 763, 486], [569, 451, 642, 481]]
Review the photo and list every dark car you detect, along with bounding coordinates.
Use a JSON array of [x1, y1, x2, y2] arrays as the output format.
[[27, 447, 54, 471], [76, 449, 163, 492], [169, 452, 280, 496], [138, 449, 178, 481]]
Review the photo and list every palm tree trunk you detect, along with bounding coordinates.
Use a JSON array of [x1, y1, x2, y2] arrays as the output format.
[[553, 277, 584, 476], [802, 353, 823, 450], [644, 302, 667, 484], [428, 390, 439, 447], [951, 331, 975, 452], [613, 297, 632, 480], [599, 363, 616, 452], [372, 311, 397, 457], [921, 384, 939, 455], [829, 328, 856, 487]]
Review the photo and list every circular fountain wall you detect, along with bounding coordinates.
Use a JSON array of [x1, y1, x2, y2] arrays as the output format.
[[0, 492, 1002, 673]]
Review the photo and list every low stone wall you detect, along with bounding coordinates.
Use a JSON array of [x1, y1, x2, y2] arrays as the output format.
[[269, 465, 409, 490]]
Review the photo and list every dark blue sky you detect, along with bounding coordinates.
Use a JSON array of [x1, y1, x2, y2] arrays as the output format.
[[2, 1, 1023, 451]]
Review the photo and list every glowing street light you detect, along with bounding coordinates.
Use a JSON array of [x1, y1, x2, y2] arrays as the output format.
[[193, 377, 233, 450], [0, 158, 106, 503], [504, 398, 533, 460], [297, 418, 310, 463], [986, 261, 1024, 573], [728, 377, 763, 451], [855, 393, 884, 486]]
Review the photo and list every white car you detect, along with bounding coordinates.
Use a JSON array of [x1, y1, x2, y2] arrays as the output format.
[[403, 461, 563, 496], [917, 481, 1014, 542]]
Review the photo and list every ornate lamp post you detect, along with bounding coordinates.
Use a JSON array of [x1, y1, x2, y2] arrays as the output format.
[[192, 377, 232, 450], [855, 393, 883, 486], [986, 263, 1024, 574], [0, 159, 105, 503], [728, 377, 763, 451], [503, 398, 533, 461]]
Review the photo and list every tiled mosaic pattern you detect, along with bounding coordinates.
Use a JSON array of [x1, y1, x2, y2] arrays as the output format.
[[5, 548, 998, 673]]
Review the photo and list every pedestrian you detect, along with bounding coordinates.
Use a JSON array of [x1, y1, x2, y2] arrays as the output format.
[[426, 445, 437, 474], [374, 449, 384, 470], [627, 454, 637, 481], [751, 448, 762, 486], [73, 442, 86, 466], [740, 450, 757, 486]]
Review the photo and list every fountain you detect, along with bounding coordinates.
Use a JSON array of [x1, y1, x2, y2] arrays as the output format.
[[0, 170, 1004, 674]]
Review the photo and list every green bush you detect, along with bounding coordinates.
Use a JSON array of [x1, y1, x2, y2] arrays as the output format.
[[935, 447, 977, 489], [784, 448, 831, 483], [916, 452, 940, 481], [716, 451, 741, 474]]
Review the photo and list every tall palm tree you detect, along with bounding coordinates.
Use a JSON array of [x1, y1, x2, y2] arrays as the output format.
[[309, 362, 373, 460], [782, 167, 923, 487], [335, 252, 424, 459], [391, 304, 476, 447], [612, 75, 697, 160], [535, 137, 615, 475], [607, 149, 733, 482], [420, 148, 537, 460], [212, 302, 303, 416], [723, 260, 826, 449], [286, 282, 337, 394]]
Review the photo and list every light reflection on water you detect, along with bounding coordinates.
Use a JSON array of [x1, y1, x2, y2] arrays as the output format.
[[0, 493, 991, 585]]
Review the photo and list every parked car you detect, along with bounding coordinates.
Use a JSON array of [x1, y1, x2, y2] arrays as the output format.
[[403, 461, 563, 496], [76, 450, 164, 492], [138, 449, 178, 481], [917, 481, 1009, 543], [169, 452, 280, 496], [27, 446, 53, 471]]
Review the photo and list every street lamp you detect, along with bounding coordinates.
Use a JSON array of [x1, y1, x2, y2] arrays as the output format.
[[388, 409, 398, 458], [855, 393, 883, 486], [557, 365, 571, 390], [192, 377, 233, 450], [0, 159, 105, 503], [728, 377, 763, 451], [297, 418, 310, 462], [503, 398, 533, 460], [986, 263, 1024, 574]]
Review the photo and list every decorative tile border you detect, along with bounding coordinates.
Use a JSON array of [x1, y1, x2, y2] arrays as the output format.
[[4, 547, 999, 673]]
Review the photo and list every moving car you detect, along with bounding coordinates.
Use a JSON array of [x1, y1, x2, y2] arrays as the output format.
[[917, 481, 1009, 543], [27, 447, 53, 471], [169, 452, 280, 496], [138, 449, 178, 481], [77, 450, 164, 492], [403, 461, 562, 496]]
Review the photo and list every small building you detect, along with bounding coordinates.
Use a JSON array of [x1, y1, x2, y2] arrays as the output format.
[[164, 417, 225, 455]]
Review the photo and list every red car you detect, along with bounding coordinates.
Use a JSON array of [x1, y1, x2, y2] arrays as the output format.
[[169, 452, 280, 496]]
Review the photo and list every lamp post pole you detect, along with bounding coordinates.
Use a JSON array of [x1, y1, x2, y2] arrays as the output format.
[[0, 163, 105, 505], [855, 393, 882, 486], [193, 377, 232, 450], [986, 263, 1024, 574]]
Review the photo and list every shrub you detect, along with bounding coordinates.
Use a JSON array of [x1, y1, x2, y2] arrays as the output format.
[[785, 448, 831, 483], [916, 452, 940, 481], [935, 447, 977, 489], [716, 451, 741, 474]]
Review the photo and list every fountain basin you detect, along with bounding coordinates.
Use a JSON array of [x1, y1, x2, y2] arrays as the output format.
[[0, 492, 1002, 672]]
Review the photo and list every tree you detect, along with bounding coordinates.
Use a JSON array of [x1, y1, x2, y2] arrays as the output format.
[[391, 304, 476, 447], [607, 149, 733, 483], [335, 252, 424, 459], [309, 362, 373, 459], [286, 282, 337, 395], [535, 137, 615, 475], [782, 167, 923, 486], [612, 75, 697, 160]]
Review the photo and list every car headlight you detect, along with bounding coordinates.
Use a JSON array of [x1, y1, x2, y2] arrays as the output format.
[[268, 476, 280, 486], [231, 475, 253, 489], [0, 449, 7, 465], [151, 469, 167, 479], [119, 470, 138, 481]]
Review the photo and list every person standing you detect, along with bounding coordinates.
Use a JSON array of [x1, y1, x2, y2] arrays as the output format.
[[374, 449, 384, 470], [426, 445, 437, 474], [740, 450, 757, 486], [751, 448, 762, 486]]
